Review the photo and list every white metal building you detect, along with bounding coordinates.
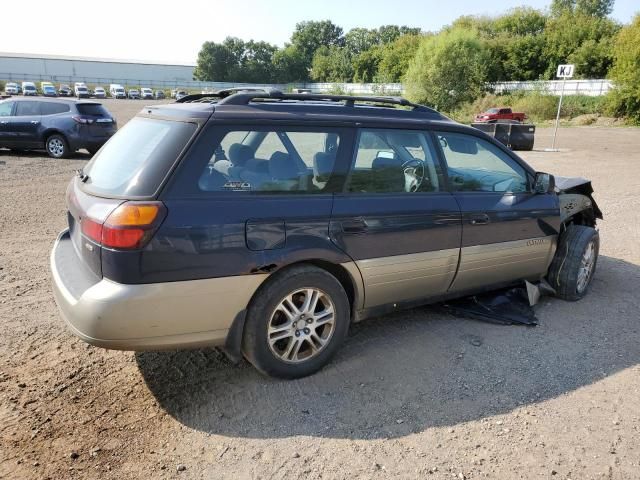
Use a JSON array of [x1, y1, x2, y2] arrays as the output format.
[[0, 52, 196, 87]]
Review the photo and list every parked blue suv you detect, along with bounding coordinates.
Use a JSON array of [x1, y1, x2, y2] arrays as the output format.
[[50, 90, 601, 378], [0, 98, 116, 157]]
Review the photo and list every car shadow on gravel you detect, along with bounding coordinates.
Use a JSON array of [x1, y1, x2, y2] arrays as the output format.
[[136, 255, 640, 439]]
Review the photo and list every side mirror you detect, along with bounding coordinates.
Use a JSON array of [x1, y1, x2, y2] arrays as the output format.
[[534, 172, 555, 194]]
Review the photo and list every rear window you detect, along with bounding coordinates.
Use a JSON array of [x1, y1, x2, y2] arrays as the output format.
[[76, 104, 108, 116], [82, 117, 197, 197], [41, 102, 70, 115]]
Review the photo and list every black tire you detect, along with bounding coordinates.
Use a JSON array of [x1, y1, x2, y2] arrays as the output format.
[[547, 225, 599, 301], [243, 265, 350, 379], [45, 134, 69, 159]]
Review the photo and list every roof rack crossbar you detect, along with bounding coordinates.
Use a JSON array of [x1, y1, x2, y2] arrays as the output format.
[[175, 87, 273, 104], [218, 90, 436, 113]]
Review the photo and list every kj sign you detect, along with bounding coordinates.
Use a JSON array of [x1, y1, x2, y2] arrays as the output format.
[[556, 64, 575, 78]]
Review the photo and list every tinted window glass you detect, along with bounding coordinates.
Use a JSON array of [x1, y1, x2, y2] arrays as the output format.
[[198, 129, 341, 193], [41, 102, 70, 115], [83, 117, 196, 197], [436, 132, 529, 193], [0, 101, 14, 117], [15, 102, 40, 116], [347, 129, 443, 193], [76, 104, 108, 116]]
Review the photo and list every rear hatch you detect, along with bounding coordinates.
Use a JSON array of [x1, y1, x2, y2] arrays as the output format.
[[75, 103, 116, 137], [66, 115, 199, 280]]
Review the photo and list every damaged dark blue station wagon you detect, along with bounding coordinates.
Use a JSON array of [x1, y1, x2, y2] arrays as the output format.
[[50, 90, 602, 378]]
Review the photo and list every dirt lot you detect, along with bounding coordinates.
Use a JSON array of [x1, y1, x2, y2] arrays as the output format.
[[1, 99, 639, 479]]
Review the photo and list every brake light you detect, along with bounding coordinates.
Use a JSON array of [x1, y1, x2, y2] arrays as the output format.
[[80, 202, 166, 250], [72, 115, 95, 124]]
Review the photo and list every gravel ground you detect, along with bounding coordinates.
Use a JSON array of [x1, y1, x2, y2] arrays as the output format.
[[1, 100, 639, 479]]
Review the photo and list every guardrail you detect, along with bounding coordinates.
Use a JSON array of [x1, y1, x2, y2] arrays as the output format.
[[0, 73, 612, 97], [492, 79, 613, 97]]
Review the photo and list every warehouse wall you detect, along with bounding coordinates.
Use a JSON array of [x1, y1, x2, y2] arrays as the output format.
[[0, 54, 195, 84]]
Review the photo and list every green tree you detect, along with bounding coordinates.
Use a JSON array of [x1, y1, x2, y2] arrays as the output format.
[[404, 29, 489, 111], [310, 45, 353, 82], [551, 0, 615, 17], [543, 13, 620, 78], [272, 45, 309, 82], [352, 46, 384, 83], [607, 15, 640, 123], [344, 28, 379, 57], [194, 41, 236, 81], [375, 34, 422, 82], [290, 20, 344, 66]]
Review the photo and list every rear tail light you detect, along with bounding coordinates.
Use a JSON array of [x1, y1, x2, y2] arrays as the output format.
[[72, 115, 95, 124], [80, 202, 166, 250]]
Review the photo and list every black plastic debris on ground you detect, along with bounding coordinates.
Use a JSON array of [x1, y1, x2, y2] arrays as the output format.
[[440, 287, 538, 326]]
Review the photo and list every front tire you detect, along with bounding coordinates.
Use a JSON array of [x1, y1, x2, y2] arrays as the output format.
[[243, 265, 350, 379], [547, 225, 599, 301], [46, 134, 69, 159]]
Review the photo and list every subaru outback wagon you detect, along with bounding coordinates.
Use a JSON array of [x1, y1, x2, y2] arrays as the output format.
[[50, 90, 601, 379]]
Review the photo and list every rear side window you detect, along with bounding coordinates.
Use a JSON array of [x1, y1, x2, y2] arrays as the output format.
[[76, 104, 108, 116], [41, 102, 70, 115], [15, 102, 40, 116], [197, 128, 342, 193], [82, 117, 196, 197]]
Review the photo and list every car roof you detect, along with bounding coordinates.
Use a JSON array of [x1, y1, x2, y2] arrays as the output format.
[[141, 90, 457, 127], [0, 97, 102, 105]]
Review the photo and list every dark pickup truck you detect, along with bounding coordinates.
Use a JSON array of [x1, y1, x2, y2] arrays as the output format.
[[475, 107, 527, 123]]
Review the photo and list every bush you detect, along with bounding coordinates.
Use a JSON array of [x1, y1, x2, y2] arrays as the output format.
[[404, 28, 489, 111], [606, 15, 640, 124]]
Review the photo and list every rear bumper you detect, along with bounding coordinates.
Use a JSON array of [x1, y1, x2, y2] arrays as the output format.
[[50, 229, 268, 350]]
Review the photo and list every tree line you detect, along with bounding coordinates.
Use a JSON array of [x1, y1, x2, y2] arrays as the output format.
[[195, 0, 619, 85], [194, 0, 640, 122]]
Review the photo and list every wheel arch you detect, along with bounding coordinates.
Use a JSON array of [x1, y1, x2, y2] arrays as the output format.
[[222, 259, 364, 364]]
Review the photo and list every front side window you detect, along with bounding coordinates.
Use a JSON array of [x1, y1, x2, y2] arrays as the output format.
[[197, 129, 341, 193], [436, 132, 529, 193], [0, 101, 14, 117], [347, 129, 443, 194]]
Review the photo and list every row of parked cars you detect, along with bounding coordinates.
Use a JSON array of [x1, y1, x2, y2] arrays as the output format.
[[3, 82, 168, 100]]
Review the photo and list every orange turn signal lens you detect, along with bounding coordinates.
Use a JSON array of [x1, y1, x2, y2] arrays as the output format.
[[106, 203, 160, 227]]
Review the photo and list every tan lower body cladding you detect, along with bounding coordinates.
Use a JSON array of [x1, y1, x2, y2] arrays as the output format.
[[354, 236, 557, 308]]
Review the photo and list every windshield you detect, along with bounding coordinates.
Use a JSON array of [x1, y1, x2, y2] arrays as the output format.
[[486, 108, 499, 114], [25, 85, 35, 90], [82, 117, 197, 197]]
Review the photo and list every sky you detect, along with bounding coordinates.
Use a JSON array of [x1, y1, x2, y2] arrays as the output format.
[[0, 0, 637, 65]]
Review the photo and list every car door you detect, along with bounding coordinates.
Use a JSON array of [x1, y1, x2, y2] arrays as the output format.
[[330, 128, 461, 308], [11, 101, 42, 148], [0, 100, 16, 147], [434, 130, 560, 293]]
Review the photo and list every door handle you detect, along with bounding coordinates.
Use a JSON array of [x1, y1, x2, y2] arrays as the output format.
[[341, 217, 368, 234], [30, 120, 39, 124], [469, 213, 490, 225]]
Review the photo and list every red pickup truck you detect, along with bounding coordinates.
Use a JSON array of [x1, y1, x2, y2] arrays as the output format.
[[474, 107, 527, 123]]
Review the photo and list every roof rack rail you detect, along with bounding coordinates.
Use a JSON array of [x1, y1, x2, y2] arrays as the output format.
[[175, 87, 275, 103], [217, 89, 437, 113]]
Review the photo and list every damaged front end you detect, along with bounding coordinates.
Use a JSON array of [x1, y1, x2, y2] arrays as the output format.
[[555, 176, 603, 225]]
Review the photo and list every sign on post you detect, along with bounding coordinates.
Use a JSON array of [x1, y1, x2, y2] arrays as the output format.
[[556, 64, 574, 79], [550, 64, 575, 150]]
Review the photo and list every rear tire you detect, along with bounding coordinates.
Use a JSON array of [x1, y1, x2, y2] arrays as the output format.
[[547, 225, 599, 301], [243, 265, 350, 379], [46, 134, 69, 159]]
